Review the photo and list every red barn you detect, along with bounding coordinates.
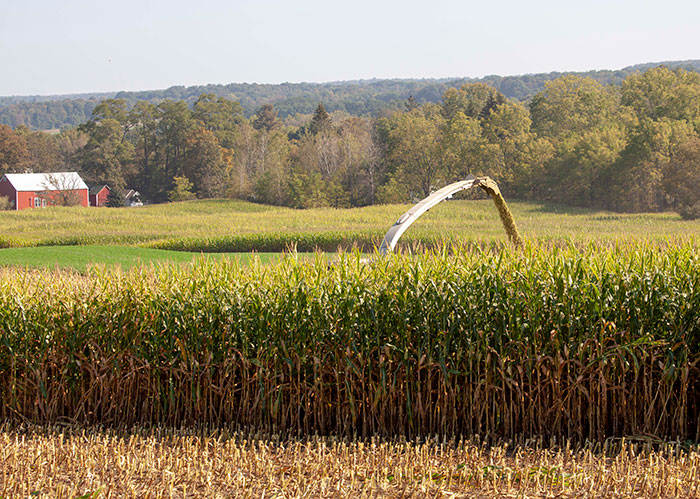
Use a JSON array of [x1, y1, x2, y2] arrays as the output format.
[[89, 185, 110, 207], [0, 172, 89, 210]]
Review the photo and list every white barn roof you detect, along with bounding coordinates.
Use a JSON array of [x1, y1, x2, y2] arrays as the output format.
[[3, 172, 88, 192]]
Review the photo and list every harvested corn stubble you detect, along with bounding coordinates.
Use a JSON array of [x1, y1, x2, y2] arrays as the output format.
[[1, 427, 699, 498]]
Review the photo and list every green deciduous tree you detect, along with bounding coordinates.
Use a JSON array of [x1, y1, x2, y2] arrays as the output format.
[[478, 101, 539, 187], [530, 76, 620, 138], [128, 101, 159, 200], [168, 176, 196, 202], [183, 128, 230, 198], [621, 67, 700, 122], [287, 171, 328, 208], [442, 83, 505, 121], [192, 94, 243, 149], [386, 108, 446, 199], [234, 120, 290, 205], [441, 111, 483, 178], [77, 100, 135, 190], [605, 118, 696, 212], [156, 100, 194, 198], [663, 136, 700, 218], [0, 124, 29, 174]]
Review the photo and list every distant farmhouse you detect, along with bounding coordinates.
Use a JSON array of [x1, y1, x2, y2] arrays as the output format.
[[124, 189, 143, 207], [0, 172, 89, 210]]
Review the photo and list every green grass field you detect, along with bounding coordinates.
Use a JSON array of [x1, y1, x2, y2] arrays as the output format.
[[0, 245, 312, 271]]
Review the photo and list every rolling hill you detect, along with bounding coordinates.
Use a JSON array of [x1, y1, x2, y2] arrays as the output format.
[[2, 59, 699, 130]]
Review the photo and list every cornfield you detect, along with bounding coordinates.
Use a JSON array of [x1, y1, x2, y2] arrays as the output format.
[[0, 242, 699, 441], [0, 198, 698, 250]]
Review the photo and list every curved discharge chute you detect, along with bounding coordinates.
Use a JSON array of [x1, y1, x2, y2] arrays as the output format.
[[378, 175, 522, 255]]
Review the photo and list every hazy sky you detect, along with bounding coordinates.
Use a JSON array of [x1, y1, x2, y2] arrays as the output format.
[[1, 0, 698, 96]]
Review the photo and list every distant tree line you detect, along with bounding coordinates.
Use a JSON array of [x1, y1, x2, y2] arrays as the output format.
[[1, 66, 699, 218], [2, 60, 700, 130]]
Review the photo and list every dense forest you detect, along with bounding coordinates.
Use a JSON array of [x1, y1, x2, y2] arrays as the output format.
[[1, 60, 699, 130], [1, 66, 699, 218]]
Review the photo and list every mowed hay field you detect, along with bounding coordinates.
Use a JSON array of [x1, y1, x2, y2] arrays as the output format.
[[1, 201, 699, 497]]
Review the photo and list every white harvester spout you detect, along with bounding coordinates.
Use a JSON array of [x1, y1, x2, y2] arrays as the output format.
[[378, 175, 522, 255]]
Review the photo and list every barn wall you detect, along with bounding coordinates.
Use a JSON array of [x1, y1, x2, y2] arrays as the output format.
[[15, 189, 89, 210], [0, 178, 16, 209], [96, 188, 109, 206], [17, 191, 36, 210], [90, 188, 110, 207]]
